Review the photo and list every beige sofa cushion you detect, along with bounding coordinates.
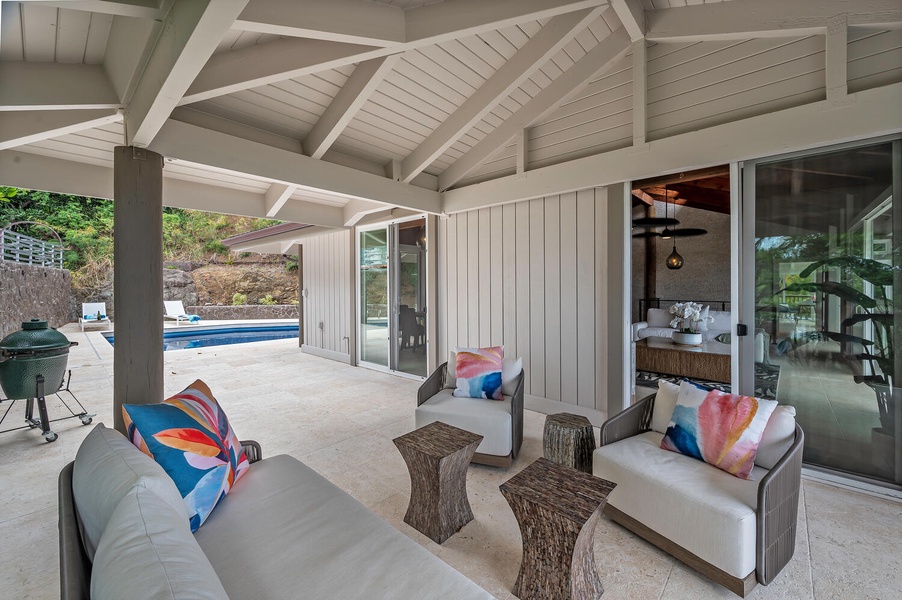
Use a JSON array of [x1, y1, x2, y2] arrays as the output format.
[[195, 455, 493, 600], [73, 423, 187, 561], [593, 431, 764, 579], [415, 388, 512, 456], [91, 485, 229, 600], [755, 405, 797, 469]]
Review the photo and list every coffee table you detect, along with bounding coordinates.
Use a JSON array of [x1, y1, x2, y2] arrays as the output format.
[[636, 337, 731, 383], [393, 421, 483, 544], [500, 457, 616, 600]]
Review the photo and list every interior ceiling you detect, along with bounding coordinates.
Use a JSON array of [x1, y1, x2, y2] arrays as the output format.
[[0, 0, 898, 241], [633, 166, 731, 215]]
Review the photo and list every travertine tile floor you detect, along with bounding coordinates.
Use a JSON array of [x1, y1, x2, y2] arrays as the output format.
[[1, 324, 900, 599]]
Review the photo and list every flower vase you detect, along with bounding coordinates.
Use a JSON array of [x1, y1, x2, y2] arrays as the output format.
[[673, 332, 702, 346]]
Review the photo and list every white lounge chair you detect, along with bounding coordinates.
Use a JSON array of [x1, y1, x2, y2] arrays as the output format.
[[80, 302, 111, 331], [163, 301, 200, 326]]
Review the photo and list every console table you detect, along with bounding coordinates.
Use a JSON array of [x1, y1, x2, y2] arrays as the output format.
[[500, 458, 616, 600], [636, 337, 731, 383]]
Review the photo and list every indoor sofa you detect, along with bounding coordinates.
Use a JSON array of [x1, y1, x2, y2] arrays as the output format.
[[632, 306, 731, 342], [59, 424, 493, 600], [593, 391, 804, 597]]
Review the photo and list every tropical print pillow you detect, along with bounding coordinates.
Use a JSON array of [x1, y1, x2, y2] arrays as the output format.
[[660, 381, 777, 479], [453, 346, 503, 400], [122, 380, 249, 531]]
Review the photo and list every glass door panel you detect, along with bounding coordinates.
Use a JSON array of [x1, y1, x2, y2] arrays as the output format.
[[395, 219, 427, 377], [746, 139, 900, 485], [359, 227, 389, 368]]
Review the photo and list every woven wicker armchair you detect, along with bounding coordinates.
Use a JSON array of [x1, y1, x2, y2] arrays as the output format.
[[597, 394, 804, 597]]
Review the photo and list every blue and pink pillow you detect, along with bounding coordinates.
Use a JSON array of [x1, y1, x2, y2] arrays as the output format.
[[661, 381, 777, 479], [122, 380, 249, 531], [453, 346, 504, 400]]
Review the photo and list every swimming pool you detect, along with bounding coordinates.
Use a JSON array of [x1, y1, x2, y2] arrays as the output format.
[[104, 325, 299, 351]]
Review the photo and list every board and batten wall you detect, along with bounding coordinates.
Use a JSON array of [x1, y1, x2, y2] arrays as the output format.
[[299, 229, 354, 363], [436, 185, 628, 421]]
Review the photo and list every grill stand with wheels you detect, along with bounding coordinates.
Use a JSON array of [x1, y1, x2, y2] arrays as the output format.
[[0, 370, 94, 443]]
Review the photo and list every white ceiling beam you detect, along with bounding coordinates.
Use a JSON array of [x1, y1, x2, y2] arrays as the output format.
[[343, 198, 391, 227], [263, 183, 296, 217], [0, 63, 120, 111], [22, 0, 164, 19], [126, 0, 249, 147], [400, 7, 603, 183], [181, 0, 606, 105], [102, 12, 166, 106], [269, 198, 344, 227], [0, 109, 122, 151], [443, 81, 902, 212], [826, 14, 848, 101], [180, 38, 381, 105], [148, 119, 442, 214], [405, 0, 606, 43], [646, 0, 902, 43], [227, 226, 337, 252], [234, 0, 404, 46], [610, 0, 645, 41], [439, 26, 631, 191], [305, 55, 400, 160]]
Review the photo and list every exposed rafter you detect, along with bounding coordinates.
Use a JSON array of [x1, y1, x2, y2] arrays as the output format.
[[24, 0, 165, 19], [305, 56, 400, 160], [610, 0, 645, 41], [126, 0, 249, 147], [0, 63, 120, 111], [343, 198, 392, 227], [147, 120, 442, 214], [263, 183, 297, 217], [400, 7, 604, 183], [0, 109, 122, 151], [439, 26, 631, 191], [181, 0, 607, 105], [646, 0, 902, 43]]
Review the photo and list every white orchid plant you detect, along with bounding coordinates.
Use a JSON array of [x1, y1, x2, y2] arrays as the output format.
[[668, 301, 713, 333]]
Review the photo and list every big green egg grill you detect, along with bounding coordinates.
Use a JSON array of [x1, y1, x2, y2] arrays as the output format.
[[0, 319, 92, 442]]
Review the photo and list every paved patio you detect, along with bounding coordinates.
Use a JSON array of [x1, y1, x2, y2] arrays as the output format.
[[1, 324, 900, 599]]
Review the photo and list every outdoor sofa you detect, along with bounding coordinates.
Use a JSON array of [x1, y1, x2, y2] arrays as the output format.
[[59, 424, 493, 599], [593, 391, 804, 597]]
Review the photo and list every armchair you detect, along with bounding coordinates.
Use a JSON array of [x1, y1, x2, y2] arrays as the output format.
[[416, 362, 524, 467]]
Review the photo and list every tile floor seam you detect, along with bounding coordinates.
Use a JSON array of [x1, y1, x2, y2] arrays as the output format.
[[803, 485, 817, 599], [659, 562, 675, 600]]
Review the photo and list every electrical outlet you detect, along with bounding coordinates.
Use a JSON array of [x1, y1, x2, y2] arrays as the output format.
[[318, 321, 324, 330]]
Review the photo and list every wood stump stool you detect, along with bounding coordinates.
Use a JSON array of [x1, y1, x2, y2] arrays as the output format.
[[500, 458, 616, 600], [543, 413, 596, 473], [393, 421, 483, 544]]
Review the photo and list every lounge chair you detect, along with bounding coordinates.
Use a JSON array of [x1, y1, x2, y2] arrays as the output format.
[[163, 301, 200, 326], [80, 302, 111, 331]]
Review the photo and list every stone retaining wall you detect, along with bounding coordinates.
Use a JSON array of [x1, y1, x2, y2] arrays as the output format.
[[0, 262, 72, 338], [187, 305, 298, 320]]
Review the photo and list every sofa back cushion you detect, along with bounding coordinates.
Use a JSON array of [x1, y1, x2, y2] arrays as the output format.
[[646, 308, 672, 327], [650, 380, 680, 434], [72, 423, 187, 562], [755, 405, 797, 469], [708, 310, 731, 331], [91, 485, 229, 600]]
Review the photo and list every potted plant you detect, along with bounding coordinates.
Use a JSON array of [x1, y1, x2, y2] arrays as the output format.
[[779, 255, 898, 478], [668, 301, 712, 345]]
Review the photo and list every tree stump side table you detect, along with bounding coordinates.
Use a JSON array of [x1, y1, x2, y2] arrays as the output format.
[[543, 413, 597, 473], [393, 421, 483, 544], [500, 458, 616, 600]]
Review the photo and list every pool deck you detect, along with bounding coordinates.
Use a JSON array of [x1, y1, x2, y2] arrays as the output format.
[[0, 322, 900, 599]]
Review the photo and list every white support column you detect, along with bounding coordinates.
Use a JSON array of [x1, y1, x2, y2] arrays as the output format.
[[425, 214, 438, 373], [605, 182, 631, 415], [631, 39, 647, 147], [347, 228, 358, 366], [826, 13, 848, 102], [113, 146, 164, 434]]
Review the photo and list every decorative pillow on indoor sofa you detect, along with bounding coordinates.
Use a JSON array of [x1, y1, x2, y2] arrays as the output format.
[[453, 346, 503, 400], [661, 381, 777, 479], [122, 379, 249, 531]]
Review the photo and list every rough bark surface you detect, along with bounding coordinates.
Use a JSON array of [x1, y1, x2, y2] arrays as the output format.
[[543, 413, 597, 473]]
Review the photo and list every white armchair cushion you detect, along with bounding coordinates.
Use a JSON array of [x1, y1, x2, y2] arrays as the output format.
[[755, 405, 796, 469], [593, 431, 763, 579], [415, 389, 512, 457], [650, 380, 680, 434]]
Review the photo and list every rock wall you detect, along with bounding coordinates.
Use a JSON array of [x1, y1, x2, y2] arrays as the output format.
[[0, 262, 72, 339], [187, 305, 298, 320]]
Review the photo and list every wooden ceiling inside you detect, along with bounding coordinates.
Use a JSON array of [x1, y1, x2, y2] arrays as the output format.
[[632, 165, 731, 215]]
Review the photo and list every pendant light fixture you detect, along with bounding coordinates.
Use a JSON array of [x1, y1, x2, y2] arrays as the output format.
[[666, 239, 684, 270]]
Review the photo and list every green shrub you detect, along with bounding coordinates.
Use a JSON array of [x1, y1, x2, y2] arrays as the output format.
[[284, 260, 298, 272], [232, 292, 247, 306], [259, 294, 277, 305], [204, 240, 229, 255]]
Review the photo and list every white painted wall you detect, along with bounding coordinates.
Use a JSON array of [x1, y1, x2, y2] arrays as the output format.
[[436, 187, 616, 415], [300, 229, 352, 359]]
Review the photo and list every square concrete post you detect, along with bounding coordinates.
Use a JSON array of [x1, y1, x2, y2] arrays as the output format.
[[113, 146, 164, 434]]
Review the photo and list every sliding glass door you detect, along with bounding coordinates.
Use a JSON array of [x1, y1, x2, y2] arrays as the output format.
[[358, 217, 427, 377], [742, 137, 900, 486]]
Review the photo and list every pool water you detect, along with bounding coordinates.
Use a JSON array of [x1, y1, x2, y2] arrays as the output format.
[[104, 325, 299, 351]]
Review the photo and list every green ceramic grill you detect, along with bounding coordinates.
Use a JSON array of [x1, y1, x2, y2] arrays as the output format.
[[0, 319, 75, 400]]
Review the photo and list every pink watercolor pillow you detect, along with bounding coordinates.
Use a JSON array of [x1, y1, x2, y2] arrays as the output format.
[[453, 346, 503, 400]]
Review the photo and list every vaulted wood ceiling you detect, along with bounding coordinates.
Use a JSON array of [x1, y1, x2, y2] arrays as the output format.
[[1, 0, 900, 244]]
